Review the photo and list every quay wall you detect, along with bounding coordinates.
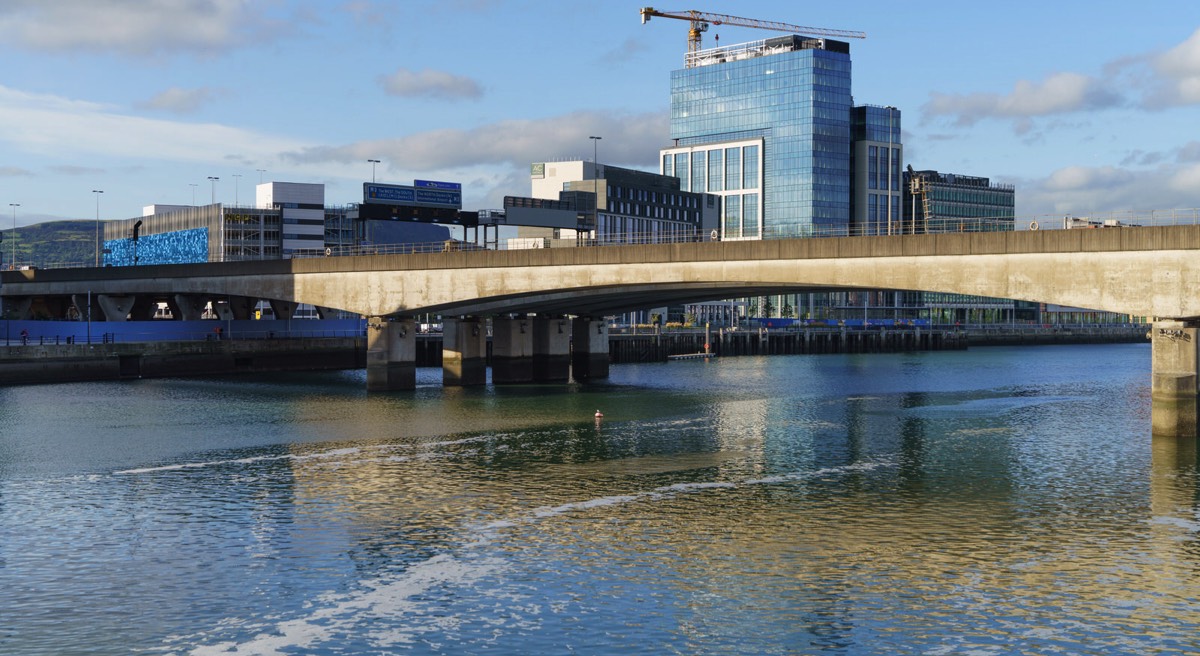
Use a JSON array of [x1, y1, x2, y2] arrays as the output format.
[[0, 326, 1148, 386], [0, 338, 365, 385]]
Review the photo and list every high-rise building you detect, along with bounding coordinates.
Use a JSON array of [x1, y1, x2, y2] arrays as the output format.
[[851, 105, 904, 236], [659, 35, 854, 239]]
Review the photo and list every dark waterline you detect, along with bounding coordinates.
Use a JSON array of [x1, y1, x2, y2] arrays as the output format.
[[2, 343, 1197, 655]]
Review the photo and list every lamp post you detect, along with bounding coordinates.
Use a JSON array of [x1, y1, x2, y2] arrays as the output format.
[[189, 183, 197, 206], [589, 136, 602, 240], [256, 169, 266, 184], [92, 190, 103, 266], [207, 176, 219, 205], [232, 174, 242, 207], [367, 159, 380, 183], [9, 203, 18, 269]]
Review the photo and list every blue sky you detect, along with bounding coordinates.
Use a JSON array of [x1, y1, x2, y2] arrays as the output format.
[[1, 0, 1199, 228]]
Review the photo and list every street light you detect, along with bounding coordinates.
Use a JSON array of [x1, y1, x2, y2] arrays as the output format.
[[588, 136, 602, 242], [232, 174, 242, 207], [367, 159, 380, 183], [189, 183, 198, 205], [9, 203, 18, 269], [92, 190, 103, 266], [256, 169, 266, 184], [207, 176, 219, 205]]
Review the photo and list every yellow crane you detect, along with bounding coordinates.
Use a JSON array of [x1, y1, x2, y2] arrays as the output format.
[[639, 7, 865, 64]]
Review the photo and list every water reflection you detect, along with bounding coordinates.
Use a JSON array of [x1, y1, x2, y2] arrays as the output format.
[[5, 345, 1200, 654]]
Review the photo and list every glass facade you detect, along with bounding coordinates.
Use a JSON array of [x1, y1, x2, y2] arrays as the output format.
[[668, 38, 853, 237], [663, 140, 763, 239], [850, 106, 904, 235], [904, 171, 1016, 233]]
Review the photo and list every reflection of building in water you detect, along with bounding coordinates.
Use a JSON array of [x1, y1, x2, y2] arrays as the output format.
[[269, 391, 1200, 649]]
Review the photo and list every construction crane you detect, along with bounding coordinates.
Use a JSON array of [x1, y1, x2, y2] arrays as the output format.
[[639, 7, 865, 64]]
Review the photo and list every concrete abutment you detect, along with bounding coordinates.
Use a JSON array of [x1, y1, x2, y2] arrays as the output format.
[[492, 316, 534, 384], [366, 317, 416, 391], [1151, 320, 1199, 437], [571, 318, 609, 381], [443, 317, 487, 387], [533, 316, 571, 382]]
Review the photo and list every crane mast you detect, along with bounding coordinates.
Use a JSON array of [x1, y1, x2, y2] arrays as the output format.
[[640, 7, 865, 65]]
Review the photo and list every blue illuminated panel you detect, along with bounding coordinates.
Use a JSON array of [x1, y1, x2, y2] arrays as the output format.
[[105, 227, 209, 266]]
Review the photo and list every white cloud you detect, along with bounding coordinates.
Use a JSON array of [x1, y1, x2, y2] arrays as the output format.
[[281, 110, 670, 172], [1019, 163, 1200, 218], [137, 87, 225, 114], [0, 166, 33, 177], [377, 69, 483, 101], [1141, 27, 1200, 108], [0, 0, 277, 55], [0, 85, 310, 167], [923, 72, 1123, 128]]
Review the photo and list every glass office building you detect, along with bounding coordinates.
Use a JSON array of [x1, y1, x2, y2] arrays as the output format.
[[904, 170, 1016, 233], [851, 105, 903, 236], [661, 35, 854, 238]]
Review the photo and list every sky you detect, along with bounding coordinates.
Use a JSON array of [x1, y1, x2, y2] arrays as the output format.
[[1, 0, 1199, 229]]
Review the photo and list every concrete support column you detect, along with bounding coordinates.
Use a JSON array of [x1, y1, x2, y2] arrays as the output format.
[[269, 300, 297, 321], [7, 297, 33, 320], [492, 316, 533, 384], [96, 294, 136, 322], [571, 317, 609, 382], [533, 316, 571, 382], [171, 294, 207, 321], [70, 294, 99, 322], [1151, 320, 1199, 437], [443, 317, 487, 387], [129, 296, 158, 320], [366, 317, 416, 391], [214, 296, 256, 321]]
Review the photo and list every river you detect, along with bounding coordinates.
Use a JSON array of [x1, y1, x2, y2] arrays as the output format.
[[1, 343, 1197, 654]]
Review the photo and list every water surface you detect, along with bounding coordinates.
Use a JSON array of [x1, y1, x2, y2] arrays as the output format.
[[1, 344, 1197, 654]]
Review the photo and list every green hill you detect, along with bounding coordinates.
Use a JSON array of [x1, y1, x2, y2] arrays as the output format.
[[2, 220, 98, 269]]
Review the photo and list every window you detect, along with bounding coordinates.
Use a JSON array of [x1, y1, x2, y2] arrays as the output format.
[[708, 149, 723, 192], [724, 195, 741, 237], [743, 144, 759, 190], [674, 153, 689, 189], [743, 193, 759, 237], [725, 147, 741, 191], [691, 151, 706, 193]]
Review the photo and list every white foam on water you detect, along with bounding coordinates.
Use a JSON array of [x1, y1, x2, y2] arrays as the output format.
[[116, 435, 500, 475], [189, 553, 504, 655], [181, 456, 895, 653], [114, 447, 364, 475]]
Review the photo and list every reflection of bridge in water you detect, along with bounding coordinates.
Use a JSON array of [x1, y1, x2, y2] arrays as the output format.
[[2, 225, 1199, 434]]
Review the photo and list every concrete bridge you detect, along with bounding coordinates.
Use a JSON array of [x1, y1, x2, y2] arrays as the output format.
[[3, 226, 1199, 433]]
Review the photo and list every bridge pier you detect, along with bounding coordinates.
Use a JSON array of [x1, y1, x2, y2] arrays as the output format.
[[70, 294, 98, 322], [269, 300, 298, 321], [1151, 320, 1199, 437], [571, 317, 609, 381], [366, 317, 416, 391], [533, 316, 571, 382], [492, 316, 533, 384], [443, 317, 487, 387], [170, 294, 207, 321], [96, 294, 136, 321], [214, 296, 257, 321]]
